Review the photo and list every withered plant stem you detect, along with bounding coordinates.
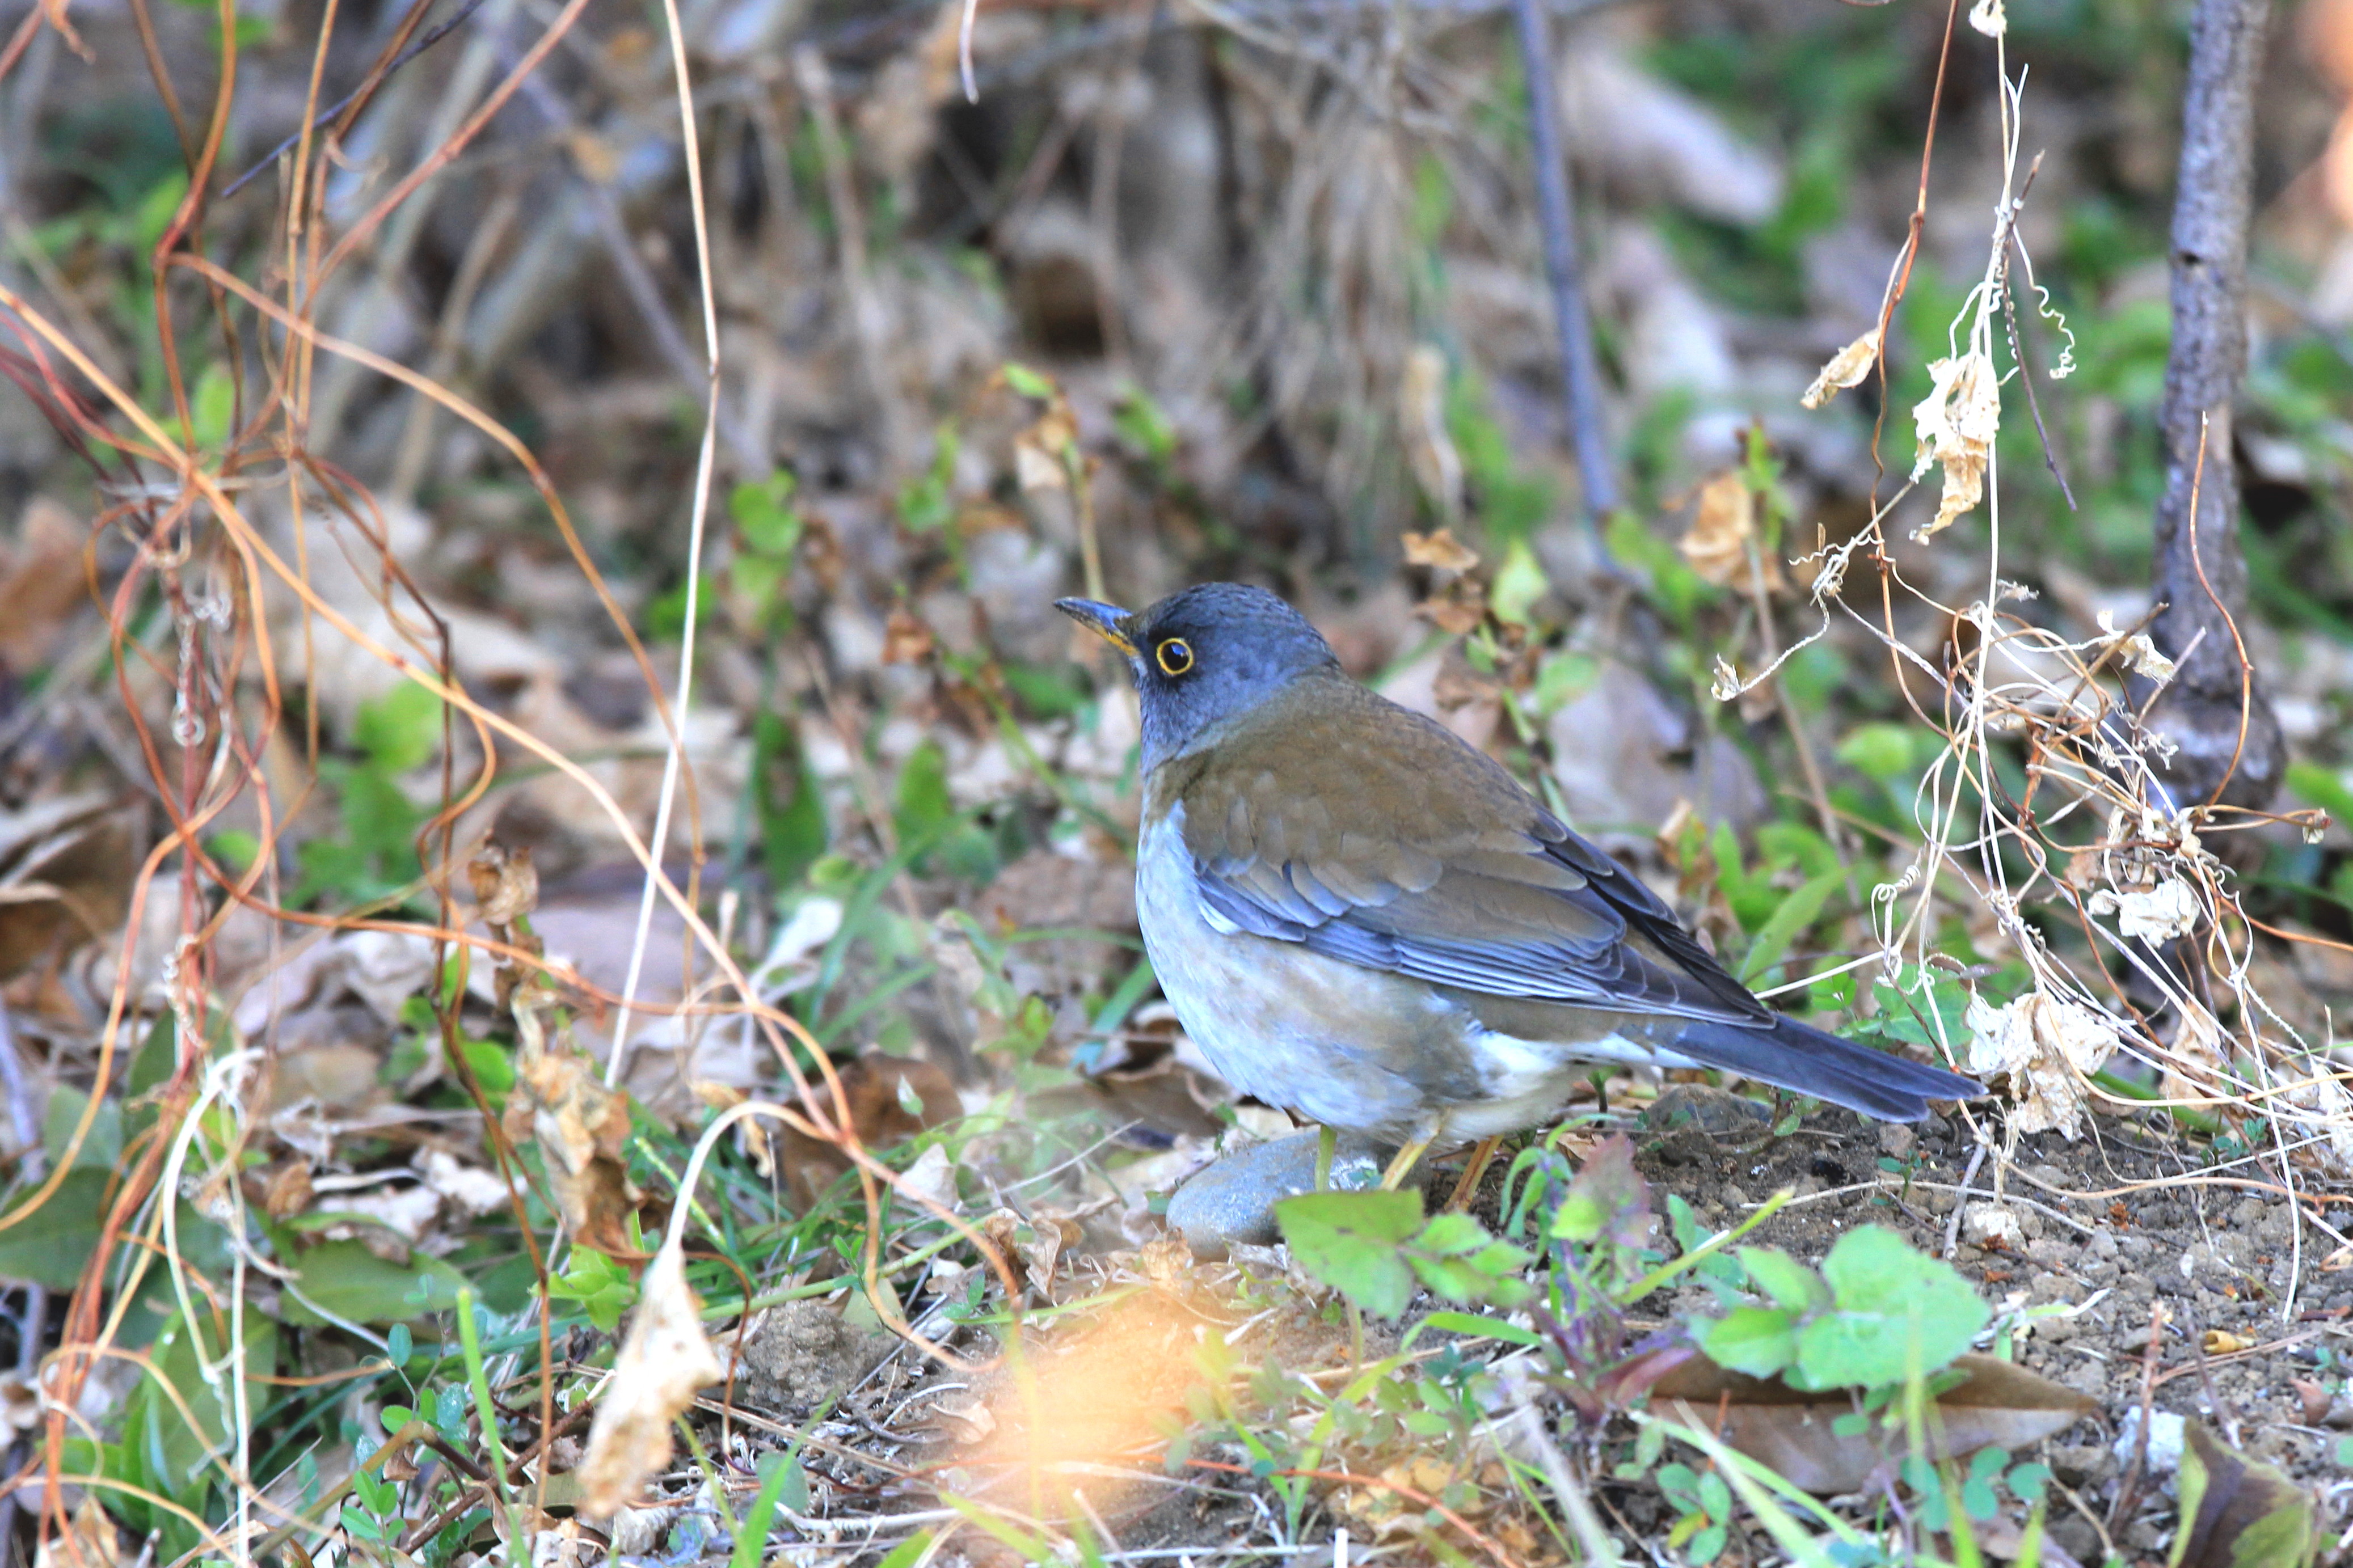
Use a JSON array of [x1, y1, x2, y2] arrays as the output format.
[[1508, 0, 1616, 523]]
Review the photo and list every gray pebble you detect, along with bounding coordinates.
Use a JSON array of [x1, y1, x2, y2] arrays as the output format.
[[1165, 1127, 1395, 1258]]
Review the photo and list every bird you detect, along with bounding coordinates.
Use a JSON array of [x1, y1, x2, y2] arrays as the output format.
[[1056, 582, 1979, 1190]]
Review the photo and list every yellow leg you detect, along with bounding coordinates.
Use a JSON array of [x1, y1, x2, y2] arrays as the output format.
[[1443, 1135, 1505, 1212], [1378, 1136, 1433, 1191], [1314, 1124, 1337, 1191]]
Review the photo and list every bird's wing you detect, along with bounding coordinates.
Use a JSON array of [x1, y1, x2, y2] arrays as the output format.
[[1169, 678, 1770, 1025]]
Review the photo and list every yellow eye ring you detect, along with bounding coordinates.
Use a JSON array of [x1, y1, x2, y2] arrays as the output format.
[[1156, 637, 1195, 677]]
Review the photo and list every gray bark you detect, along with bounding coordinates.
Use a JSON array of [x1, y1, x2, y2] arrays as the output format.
[[2143, 0, 2283, 812]]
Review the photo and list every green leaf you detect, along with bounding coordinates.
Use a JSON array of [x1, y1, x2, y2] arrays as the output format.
[[353, 682, 444, 773], [1416, 1212, 1495, 1257], [1001, 361, 1055, 399], [756, 712, 830, 891], [1793, 1226, 1988, 1390], [2287, 762, 2353, 825], [1411, 1311, 1544, 1348], [134, 1309, 279, 1497], [1276, 1189, 1425, 1318], [1488, 539, 1549, 627], [1835, 722, 1916, 784], [1700, 1306, 1799, 1377], [1736, 1246, 1826, 1312], [1738, 866, 1845, 983], [44, 1085, 122, 1172], [547, 1246, 639, 1333], [0, 1169, 109, 1288], [285, 1241, 470, 1325], [732, 1451, 809, 1568], [729, 472, 803, 556], [1549, 1134, 1651, 1254]]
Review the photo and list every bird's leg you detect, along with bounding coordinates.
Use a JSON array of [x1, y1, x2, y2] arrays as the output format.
[[1443, 1136, 1504, 1212], [1378, 1137, 1432, 1191], [1314, 1124, 1337, 1191], [1587, 1069, 1610, 1117]]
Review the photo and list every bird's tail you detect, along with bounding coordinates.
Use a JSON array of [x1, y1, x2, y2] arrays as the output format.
[[1667, 1013, 1979, 1122]]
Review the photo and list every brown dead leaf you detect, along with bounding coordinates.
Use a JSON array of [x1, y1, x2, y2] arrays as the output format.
[[1415, 578, 1488, 636], [469, 843, 541, 930], [1678, 472, 1784, 595], [882, 607, 937, 665], [263, 1160, 314, 1221], [0, 497, 86, 673], [0, 804, 135, 981], [1013, 406, 1079, 494], [1402, 527, 1481, 574], [36, 1495, 121, 1568], [2169, 1422, 2314, 1568], [1799, 327, 1882, 410], [692, 1080, 774, 1177], [579, 1244, 722, 1519], [1399, 347, 1464, 523], [777, 1055, 958, 1211], [979, 1207, 1083, 1299], [1911, 349, 2000, 540], [1136, 1229, 1194, 1292], [932, 1392, 997, 1442], [1654, 1351, 2093, 1494], [513, 1047, 647, 1261]]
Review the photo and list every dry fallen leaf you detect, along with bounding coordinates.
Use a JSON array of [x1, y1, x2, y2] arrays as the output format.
[[0, 497, 87, 673], [882, 607, 937, 665], [2169, 1422, 2314, 1568], [1911, 349, 2001, 539], [777, 1054, 958, 1210], [1677, 472, 1783, 595], [2095, 610, 2178, 684], [1401, 527, 1481, 574], [262, 1159, 314, 1221], [469, 842, 541, 930], [2160, 1006, 2234, 1111], [1799, 327, 1882, 410], [1654, 1351, 2093, 1494], [2088, 877, 2202, 944], [35, 1495, 121, 1568], [1399, 346, 1464, 523], [579, 1244, 723, 1518], [1966, 989, 2120, 1139], [511, 1047, 647, 1261]]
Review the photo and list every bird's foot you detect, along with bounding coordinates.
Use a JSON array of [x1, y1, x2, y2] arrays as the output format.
[[1442, 1135, 1506, 1212]]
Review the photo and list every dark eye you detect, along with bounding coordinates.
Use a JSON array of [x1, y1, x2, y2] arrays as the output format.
[[1156, 637, 1194, 676]]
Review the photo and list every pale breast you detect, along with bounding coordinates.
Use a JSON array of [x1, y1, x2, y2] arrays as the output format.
[[1136, 801, 1571, 1140]]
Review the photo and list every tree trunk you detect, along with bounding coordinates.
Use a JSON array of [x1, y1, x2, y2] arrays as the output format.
[[2142, 0, 2284, 813]]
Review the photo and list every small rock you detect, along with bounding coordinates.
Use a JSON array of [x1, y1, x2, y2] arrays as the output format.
[[2112, 1409, 2186, 1476], [1642, 1083, 1773, 1138], [2026, 1237, 2072, 1270], [1963, 1201, 2025, 1249], [1163, 1129, 1393, 1258], [1878, 1122, 1916, 1159]]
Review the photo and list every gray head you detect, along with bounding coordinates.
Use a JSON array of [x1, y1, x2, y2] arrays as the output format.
[[1056, 583, 1343, 770]]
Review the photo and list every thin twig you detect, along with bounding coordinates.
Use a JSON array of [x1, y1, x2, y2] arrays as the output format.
[[1507, 0, 1616, 523], [222, 0, 490, 197]]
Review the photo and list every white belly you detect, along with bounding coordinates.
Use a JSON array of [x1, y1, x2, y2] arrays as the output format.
[[1134, 802, 1669, 1142]]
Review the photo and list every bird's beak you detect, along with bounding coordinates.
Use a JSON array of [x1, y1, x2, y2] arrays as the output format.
[[1055, 597, 1138, 657]]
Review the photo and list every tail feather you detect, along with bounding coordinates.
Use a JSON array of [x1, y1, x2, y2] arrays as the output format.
[[1668, 1015, 1979, 1122]]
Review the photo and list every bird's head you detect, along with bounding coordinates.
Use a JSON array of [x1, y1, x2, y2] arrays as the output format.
[[1055, 583, 1343, 771]]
